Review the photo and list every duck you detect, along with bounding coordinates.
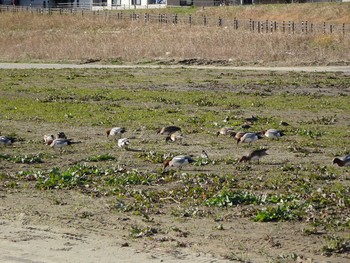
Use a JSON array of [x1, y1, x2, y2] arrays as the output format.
[[332, 154, 350, 167], [106, 127, 126, 138], [44, 132, 68, 145], [49, 138, 78, 150], [165, 131, 184, 143], [158, 126, 181, 136], [118, 138, 130, 149], [263, 129, 284, 139], [163, 155, 195, 171], [0, 136, 12, 146], [216, 127, 236, 136], [239, 148, 268, 164], [230, 131, 245, 141], [236, 132, 262, 145]]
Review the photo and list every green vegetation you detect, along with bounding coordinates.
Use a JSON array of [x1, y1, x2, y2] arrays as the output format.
[[1, 67, 350, 259]]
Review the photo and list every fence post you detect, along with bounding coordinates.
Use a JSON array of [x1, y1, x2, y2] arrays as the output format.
[[218, 17, 222, 27], [305, 21, 308, 34], [330, 24, 333, 34], [282, 21, 285, 33], [292, 21, 295, 34], [301, 21, 304, 33], [343, 23, 345, 35], [189, 15, 192, 27], [203, 16, 207, 26], [258, 21, 260, 33], [323, 22, 326, 34]]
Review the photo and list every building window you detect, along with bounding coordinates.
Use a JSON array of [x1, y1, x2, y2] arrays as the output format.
[[131, 0, 141, 5]]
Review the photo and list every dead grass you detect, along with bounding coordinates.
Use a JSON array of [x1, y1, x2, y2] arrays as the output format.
[[0, 3, 349, 66], [192, 3, 350, 24]]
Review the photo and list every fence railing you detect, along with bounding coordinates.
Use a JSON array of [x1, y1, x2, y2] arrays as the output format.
[[1, 5, 349, 34]]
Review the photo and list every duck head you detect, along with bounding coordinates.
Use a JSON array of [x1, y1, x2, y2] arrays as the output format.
[[163, 159, 171, 171]]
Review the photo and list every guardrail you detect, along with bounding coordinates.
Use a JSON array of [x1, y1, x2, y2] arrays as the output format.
[[1, 5, 348, 34]]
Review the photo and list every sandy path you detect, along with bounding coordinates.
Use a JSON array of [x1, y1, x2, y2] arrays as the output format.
[[0, 220, 231, 263], [0, 62, 350, 73]]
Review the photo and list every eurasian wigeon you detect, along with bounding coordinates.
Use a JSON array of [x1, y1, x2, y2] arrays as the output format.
[[231, 131, 245, 141], [239, 148, 268, 164], [163, 155, 195, 171], [106, 127, 126, 138], [0, 136, 12, 146], [333, 154, 350, 167], [49, 138, 76, 149], [44, 132, 67, 145], [236, 132, 262, 145], [216, 127, 236, 136], [263, 129, 284, 139], [158, 126, 181, 136], [118, 138, 130, 149]]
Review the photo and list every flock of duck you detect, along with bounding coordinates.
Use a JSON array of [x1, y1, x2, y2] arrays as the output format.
[[1, 123, 349, 170]]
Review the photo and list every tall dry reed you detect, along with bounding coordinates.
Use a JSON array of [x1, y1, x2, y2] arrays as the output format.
[[0, 12, 349, 66]]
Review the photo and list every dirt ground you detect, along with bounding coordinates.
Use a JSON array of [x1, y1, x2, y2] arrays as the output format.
[[1, 64, 350, 263]]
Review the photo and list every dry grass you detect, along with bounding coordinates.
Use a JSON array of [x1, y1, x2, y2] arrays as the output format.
[[191, 2, 350, 24], [0, 3, 349, 66]]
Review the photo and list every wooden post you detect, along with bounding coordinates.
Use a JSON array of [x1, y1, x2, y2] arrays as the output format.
[[324, 22, 326, 34], [258, 21, 260, 33], [282, 21, 285, 33], [203, 16, 207, 26], [305, 21, 308, 34], [218, 17, 222, 27], [189, 15, 192, 27], [330, 24, 333, 34], [301, 21, 304, 33]]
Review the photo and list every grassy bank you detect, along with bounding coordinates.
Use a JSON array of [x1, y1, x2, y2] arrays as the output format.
[[0, 3, 349, 66]]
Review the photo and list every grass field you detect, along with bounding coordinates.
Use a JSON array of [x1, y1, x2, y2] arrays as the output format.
[[1, 67, 350, 261], [1, 2, 350, 261]]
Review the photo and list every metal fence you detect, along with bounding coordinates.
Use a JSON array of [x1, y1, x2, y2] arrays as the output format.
[[1, 4, 349, 34]]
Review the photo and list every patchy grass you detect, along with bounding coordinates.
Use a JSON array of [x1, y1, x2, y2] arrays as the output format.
[[1, 67, 350, 262]]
